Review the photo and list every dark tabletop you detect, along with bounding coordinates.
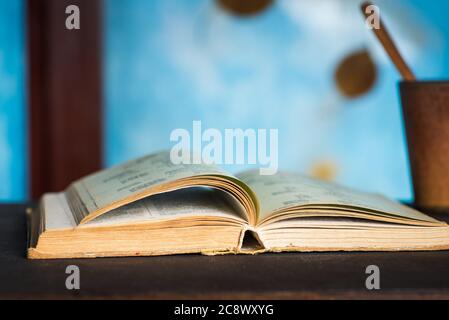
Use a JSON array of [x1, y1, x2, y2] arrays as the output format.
[[2, 204, 449, 300]]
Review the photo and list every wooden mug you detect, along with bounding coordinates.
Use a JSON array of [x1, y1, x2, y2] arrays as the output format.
[[400, 81, 449, 212]]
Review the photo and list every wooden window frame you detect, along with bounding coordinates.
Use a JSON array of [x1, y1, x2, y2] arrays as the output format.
[[27, 0, 103, 199]]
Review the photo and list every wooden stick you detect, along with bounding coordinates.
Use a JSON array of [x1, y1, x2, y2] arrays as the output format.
[[361, 1, 416, 81]]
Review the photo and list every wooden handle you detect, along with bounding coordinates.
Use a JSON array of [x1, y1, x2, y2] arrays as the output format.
[[361, 1, 416, 81]]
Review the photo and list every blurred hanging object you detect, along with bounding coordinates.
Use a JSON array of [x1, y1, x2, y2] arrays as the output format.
[[334, 49, 378, 99], [310, 160, 338, 182], [217, 0, 274, 17]]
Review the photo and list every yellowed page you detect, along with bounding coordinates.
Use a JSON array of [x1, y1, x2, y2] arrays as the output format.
[[69, 151, 232, 219], [86, 187, 247, 227], [236, 170, 439, 224], [42, 188, 246, 231]]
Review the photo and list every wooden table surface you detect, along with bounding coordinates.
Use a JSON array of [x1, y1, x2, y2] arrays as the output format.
[[2, 204, 449, 300]]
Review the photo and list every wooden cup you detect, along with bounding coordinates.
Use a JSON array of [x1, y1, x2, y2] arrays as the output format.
[[400, 81, 449, 212]]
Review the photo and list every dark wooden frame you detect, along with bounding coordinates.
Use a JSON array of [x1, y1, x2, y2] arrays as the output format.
[[27, 0, 103, 199]]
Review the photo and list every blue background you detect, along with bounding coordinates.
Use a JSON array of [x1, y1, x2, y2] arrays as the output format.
[[0, 0, 26, 201], [1, 0, 449, 202]]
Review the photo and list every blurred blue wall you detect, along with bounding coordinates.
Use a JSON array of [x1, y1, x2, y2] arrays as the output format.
[[0, 0, 26, 201], [1, 0, 449, 201], [105, 0, 449, 201]]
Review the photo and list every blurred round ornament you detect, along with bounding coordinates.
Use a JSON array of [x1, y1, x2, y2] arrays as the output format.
[[334, 49, 378, 99], [217, 0, 274, 17], [310, 160, 338, 182]]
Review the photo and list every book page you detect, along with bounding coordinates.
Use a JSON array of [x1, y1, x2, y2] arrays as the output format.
[[69, 151, 232, 217], [43, 193, 77, 230], [237, 170, 438, 224], [85, 187, 248, 227]]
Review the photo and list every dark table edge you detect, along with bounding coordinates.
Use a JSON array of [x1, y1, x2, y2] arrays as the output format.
[[2, 290, 449, 300]]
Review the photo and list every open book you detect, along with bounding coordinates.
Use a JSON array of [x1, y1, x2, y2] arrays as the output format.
[[27, 151, 449, 259]]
